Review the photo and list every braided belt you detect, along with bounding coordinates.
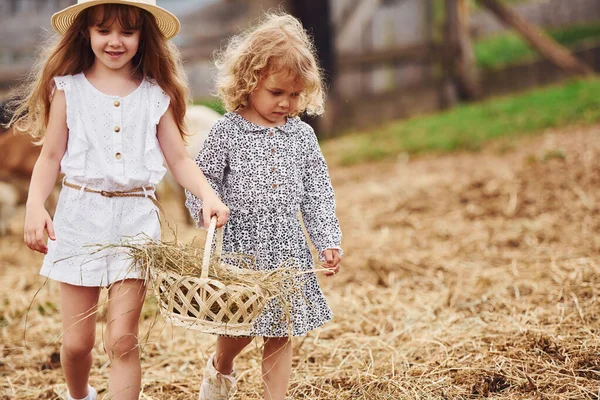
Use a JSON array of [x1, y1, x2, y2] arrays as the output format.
[[62, 180, 166, 217]]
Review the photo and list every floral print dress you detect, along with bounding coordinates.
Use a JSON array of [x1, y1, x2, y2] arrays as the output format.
[[185, 112, 342, 337]]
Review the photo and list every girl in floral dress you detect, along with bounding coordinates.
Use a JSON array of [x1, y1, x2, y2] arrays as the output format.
[[185, 12, 343, 400]]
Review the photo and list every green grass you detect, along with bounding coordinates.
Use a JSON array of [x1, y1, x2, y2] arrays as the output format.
[[194, 98, 226, 115], [328, 78, 600, 166], [476, 24, 600, 69]]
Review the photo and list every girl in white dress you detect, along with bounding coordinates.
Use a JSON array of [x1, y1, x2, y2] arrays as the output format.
[[7, 1, 229, 399]]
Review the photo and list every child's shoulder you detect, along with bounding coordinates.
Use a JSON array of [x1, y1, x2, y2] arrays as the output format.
[[144, 76, 161, 88], [293, 117, 314, 133], [55, 71, 83, 78], [211, 113, 315, 138], [213, 113, 240, 130], [53, 72, 81, 84], [214, 112, 262, 133], [52, 73, 84, 93], [144, 77, 168, 95], [290, 117, 318, 141]]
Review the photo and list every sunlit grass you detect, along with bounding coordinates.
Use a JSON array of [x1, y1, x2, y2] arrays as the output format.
[[324, 78, 600, 165], [476, 24, 600, 69]]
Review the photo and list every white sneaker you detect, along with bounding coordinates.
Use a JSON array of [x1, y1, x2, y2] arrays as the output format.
[[198, 352, 238, 400], [66, 385, 97, 400]]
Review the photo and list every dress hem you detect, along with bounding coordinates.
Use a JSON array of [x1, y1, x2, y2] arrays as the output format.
[[39, 268, 144, 288], [218, 313, 334, 338]]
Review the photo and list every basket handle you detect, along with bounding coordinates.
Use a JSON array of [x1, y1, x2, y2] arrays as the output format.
[[201, 215, 222, 278]]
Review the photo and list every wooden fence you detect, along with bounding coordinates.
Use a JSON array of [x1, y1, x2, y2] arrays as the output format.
[[472, 0, 600, 37], [1, 0, 600, 135]]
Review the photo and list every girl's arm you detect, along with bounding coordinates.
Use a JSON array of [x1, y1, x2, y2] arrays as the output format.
[[157, 107, 229, 228], [24, 90, 68, 254], [184, 119, 228, 229], [299, 126, 343, 275]]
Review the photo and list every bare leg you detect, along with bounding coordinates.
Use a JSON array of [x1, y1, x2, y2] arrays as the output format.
[[60, 283, 101, 399], [213, 336, 254, 374], [262, 338, 292, 400], [105, 279, 146, 400]]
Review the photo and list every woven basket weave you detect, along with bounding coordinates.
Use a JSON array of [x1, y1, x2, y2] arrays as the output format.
[[154, 217, 265, 336]]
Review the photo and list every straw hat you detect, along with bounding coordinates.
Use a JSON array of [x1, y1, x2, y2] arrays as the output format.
[[51, 0, 181, 39]]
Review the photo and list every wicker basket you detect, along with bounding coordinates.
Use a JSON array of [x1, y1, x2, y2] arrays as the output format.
[[153, 217, 265, 336]]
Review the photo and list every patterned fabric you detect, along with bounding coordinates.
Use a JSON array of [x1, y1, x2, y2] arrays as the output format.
[[185, 112, 342, 337], [40, 73, 168, 287]]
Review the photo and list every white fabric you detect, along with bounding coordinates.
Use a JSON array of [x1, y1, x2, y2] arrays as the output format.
[[40, 184, 161, 287], [55, 72, 169, 191], [40, 73, 168, 287], [67, 385, 97, 400], [199, 353, 237, 400]]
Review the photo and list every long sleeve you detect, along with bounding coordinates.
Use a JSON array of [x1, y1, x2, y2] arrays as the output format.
[[299, 127, 343, 259], [185, 119, 229, 226]]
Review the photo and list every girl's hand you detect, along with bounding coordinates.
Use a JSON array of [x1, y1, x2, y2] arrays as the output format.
[[322, 249, 342, 277], [201, 195, 230, 229], [24, 204, 56, 254]]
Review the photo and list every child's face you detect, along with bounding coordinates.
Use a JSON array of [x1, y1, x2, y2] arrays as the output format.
[[247, 69, 304, 126], [88, 15, 141, 73]]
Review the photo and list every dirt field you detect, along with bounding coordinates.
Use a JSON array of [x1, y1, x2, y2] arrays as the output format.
[[1, 125, 599, 399]]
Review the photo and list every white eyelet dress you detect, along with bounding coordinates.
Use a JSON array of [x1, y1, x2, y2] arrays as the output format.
[[39, 73, 170, 287], [185, 113, 343, 337]]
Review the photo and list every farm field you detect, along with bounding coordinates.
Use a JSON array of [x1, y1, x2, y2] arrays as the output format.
[[1, 124, 599, 399]]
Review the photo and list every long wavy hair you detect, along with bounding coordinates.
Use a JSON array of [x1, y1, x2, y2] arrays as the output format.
[[7, 4, 189, 141], [214, 12, 325, 117]]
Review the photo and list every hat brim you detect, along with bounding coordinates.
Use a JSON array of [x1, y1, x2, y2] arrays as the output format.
[[51, 0, 181, 39]]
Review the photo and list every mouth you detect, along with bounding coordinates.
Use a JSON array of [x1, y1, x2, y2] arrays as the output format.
[[106, 51, 125, 58]]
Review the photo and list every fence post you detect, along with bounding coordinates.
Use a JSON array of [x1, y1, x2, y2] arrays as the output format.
[[444, 0, 482, 101], [287, 0, 336, 137], [476, 0, 594, 76]]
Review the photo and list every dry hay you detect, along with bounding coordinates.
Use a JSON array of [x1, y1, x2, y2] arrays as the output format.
[[100, 235, 302, 333], [1, 125, 599, 399]]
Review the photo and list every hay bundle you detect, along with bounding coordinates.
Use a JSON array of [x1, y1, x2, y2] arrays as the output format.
[[117, 217, 299, 336]]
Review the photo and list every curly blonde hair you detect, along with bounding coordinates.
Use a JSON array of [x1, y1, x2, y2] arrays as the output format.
[[7, 4, 190, 142], [214, 12, 325, 117]]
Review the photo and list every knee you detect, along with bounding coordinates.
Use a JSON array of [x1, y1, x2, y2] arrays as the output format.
[[263, 337, 292, 356], [105, 331, 139, 361], [62, 337, 95, 359]]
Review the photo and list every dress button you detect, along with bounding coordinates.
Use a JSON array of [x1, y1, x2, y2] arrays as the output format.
[[115, 152, 122, 160], [271, 148, 276, 154], [114, 126, 121, 133], [271, 167, 277, 173], [114, 100, 121, 107], [272, 183, 278, 189], [269, 130, 274, 137]]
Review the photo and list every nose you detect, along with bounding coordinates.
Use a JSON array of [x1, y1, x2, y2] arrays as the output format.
[[108, 32, 122, 47], [279, 98, 289, 108]]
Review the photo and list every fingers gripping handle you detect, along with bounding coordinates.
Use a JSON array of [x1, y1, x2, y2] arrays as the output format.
[[201, 216, 223, 278]]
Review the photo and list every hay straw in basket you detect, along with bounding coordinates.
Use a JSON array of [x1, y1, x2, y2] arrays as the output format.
[[103, 217, 304, 336]]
